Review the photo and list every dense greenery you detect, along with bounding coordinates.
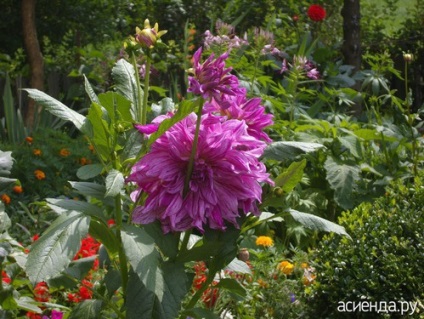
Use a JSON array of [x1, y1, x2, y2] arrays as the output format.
[[306, 179, 424, 318]]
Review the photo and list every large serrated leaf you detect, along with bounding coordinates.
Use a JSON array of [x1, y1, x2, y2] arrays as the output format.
[[263, 141, 324, 161], [274, 159, 306, 192], [338, 135, 362, 158], [126, 262, 189, 319], [105, 169, 124, 197], [289, 209, 351, 238], [25, 211, 90, 284], [111, 59, 140, 119], [24, 89, 87, 133], [0, 210, 11, 232], [121, 225, 164, 300], [98, 91, 132, 123], [77, 163, 103, 180], [46, 198, 105, 221], [324, 156, 360, 210], [84, 75, 100, 104], [68, 299, 103, 319], [69, 182, 106, 199]]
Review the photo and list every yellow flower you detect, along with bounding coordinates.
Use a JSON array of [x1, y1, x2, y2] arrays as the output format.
[[1, 194, 11, 205], [59, 148, 70, 157], [278, 260, 294, 275], [255, 236, 274, 247], [33, 149, 42, 156], [301, 262, 309, 269], [34, 170, 46, 180]]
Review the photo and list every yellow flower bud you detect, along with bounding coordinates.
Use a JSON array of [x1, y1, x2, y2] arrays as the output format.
[[135, 19, 167, 49]]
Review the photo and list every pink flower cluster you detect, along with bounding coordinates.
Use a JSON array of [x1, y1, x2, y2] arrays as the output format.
[[280, 55, 320, 80], [203, 21, 248, 51], [128, 48, 274, 233]]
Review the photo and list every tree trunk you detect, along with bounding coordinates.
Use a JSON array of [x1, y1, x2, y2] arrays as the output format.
[[22, 0, 44, 129], [341, 0, 361, 72], [341, 0, 362, 114]]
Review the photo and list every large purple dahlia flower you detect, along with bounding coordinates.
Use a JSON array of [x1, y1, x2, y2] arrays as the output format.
[[127, 113, 272, 233]]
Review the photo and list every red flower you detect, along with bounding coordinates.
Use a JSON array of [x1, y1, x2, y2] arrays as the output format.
[[307, 4, 326, 21], [2, 270, 11, 284], [26, 312, 42, 319], [34, 282, 50, 302], [73, 236, 100, 260], [32, 234, 40, 242]]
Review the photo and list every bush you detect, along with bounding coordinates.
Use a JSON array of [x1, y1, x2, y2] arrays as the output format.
[[305, 180, 424, 318]]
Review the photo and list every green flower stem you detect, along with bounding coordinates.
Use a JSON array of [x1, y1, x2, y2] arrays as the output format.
[[404, 60, 418, 176], [178, 229, 192, 257], [131, 52, 145, 124], [183, 98, 204, 198], [142, 57, 151, 125]]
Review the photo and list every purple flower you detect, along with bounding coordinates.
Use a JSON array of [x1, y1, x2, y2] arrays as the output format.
[[127, 113, 272, 233], [203, 88, 273, 142], [134, 113, 173, 136], [188, 48, 242, 107]]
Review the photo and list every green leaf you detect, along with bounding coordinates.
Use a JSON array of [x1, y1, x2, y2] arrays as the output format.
[[0, 210, 11, 232], [126, 262, 189, 319], [98, 91, 132, 124], [86, 102, 111, 159], [24, 89, 87, 133], [0, 150, 13, 176], [69, 182, 106, 199], [112, 59, 140, 119], [84, 75, 100, 104], [216, 278, 246, 297], [89, 219, 119, 256], [121, 225, 164, 300], [147, 99, 196, 147], [274, 159, 306, 192], [15, 297, 42, 313], [77, 163, 103, 180], [182, 308, 220, 319], [224, 258, 252, 275], [25, 211, 90, 284], [263, 141, 324, 161], [324, 156, 360, 210], [104, 169, 124, 197], [68, 299, 103, 319], [288, 209, 351, 238], [46, 198, 105, 220], [48, 256, 97, 289], [338, 135, 362, 158], [143, 221, 179, 259]]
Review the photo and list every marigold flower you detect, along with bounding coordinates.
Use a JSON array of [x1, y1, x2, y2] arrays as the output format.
[[79, 157, 88, 165], [25, 136, 33, 144], [307, 4, 326, 22], [1, 194, 11, 205], [12, 185, 23, 194], [59, 148, 70, 157], [34, 170, 46, 180], [32, 148, 41, 156], [255, 236, 274, 247], [278, 260, 294, 275], [128, 113, 272, 233]]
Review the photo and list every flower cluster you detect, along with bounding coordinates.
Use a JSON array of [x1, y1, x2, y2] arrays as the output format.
[[128, 48, 273, 233], [192, 262, 220, 308], [307, 4, 326, 22], [280, 55, 320, 80], [203, 21, 248, 51]]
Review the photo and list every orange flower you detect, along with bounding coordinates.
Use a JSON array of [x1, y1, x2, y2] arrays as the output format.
[[25, 136, 33, 144], [33, 149, 42, 156], [79, 157, 88, 165], [255, 236, 274, 247], [278, 260, 294, 275], [88, 144, 95, 153], [59, 148, 70, 157], [34, 170, 46, 180], [12, 185, 23, 194], [1, 194, 11, 205]]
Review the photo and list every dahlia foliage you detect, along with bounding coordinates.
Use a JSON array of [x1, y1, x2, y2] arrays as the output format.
[[128, 47, 273, 233]]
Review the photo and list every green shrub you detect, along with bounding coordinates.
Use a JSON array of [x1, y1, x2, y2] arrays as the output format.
[[305, 180, 424, 318]]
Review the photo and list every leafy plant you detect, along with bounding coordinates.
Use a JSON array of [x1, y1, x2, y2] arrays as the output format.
[[304, 179, 424, 318]]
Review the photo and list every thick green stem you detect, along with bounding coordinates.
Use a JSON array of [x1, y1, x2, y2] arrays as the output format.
[[115, 195, 129, 298], [142, 57, 151, 125], [131, 52, 145, 124], [183, 98, 204, 198]]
